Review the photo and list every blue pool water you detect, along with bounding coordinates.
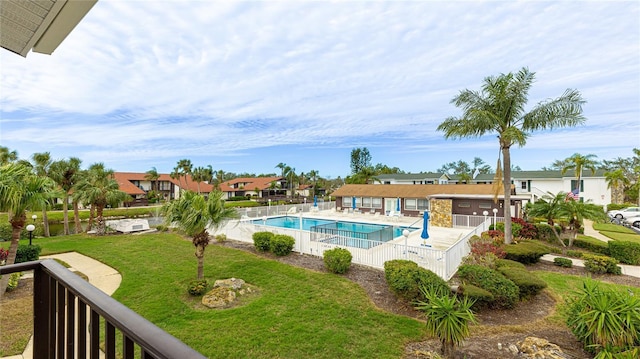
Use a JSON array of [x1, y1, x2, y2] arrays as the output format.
[[252, 216, 417, 245]]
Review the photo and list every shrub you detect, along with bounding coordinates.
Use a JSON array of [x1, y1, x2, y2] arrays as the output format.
[[565, 279, 640, 356], [495, 220, 523, 238], [214, 234, 227, 243], [607, 240, 640, 265], [6, 272, 21, 291], [512, 217, 537, 239], [495, 258, 526, 270], [497, 267, 547, 299], [565, 250, 583, 258], [415, 287, 477, 358], [323, 247, 353, 274], [459, 284, 494, 309], [15, 244, 41, 263], [187, 280, 208, 296], [554, 257, 573, 268], [465, 235, 506, 268], [270, 234, 295, 256], [573, 236, 609, 255], [252, 231, 273, 252], [534, 223, 560, 243], [0, 223, 12, 241], [384, 260, 450, 302], [155, 225, 169, 232], [582, 254, 621, 275], [457, 264, 519, 309], [504, 241, 550, 264]]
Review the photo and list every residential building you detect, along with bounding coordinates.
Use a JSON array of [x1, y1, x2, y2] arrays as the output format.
[[114, 172, 214, 205], [220, 177, 285, 199]]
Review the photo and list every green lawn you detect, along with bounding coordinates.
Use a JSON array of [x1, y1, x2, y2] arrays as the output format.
[[593, 222, 640, 243], [37, 233, 424, 358]]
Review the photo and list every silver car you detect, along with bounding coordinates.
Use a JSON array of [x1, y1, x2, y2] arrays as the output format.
[[623, 215, 640, 228], [607, 206, 640, 219]]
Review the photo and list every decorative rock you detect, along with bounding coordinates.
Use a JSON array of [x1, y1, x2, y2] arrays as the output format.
[[202, 278, 251, 309], [508, 344, 519, 355], [518, 337, 569, 359]]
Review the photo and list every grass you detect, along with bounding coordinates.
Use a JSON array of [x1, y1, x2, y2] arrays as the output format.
[[34, 232, 424, 358], [0, 282, 33, 355]]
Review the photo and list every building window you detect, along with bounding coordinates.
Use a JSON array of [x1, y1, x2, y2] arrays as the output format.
[[458, 202, 470, 208], [417, 199, 429, 210], [570, 180, 584, 192], [405, 199, 416, 210], [372, 198, 382, 208], [479, 202, 492, 209], [362, 197, 371, 207], [342, 197, 351, 207], [521, 181, 527, 189]]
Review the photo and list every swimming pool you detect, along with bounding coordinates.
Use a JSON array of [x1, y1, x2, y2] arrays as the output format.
[[252, 216, 418, 248]]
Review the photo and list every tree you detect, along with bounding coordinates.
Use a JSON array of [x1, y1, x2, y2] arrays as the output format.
[[438, 67, 585, 244], [0, 146, 18, 165], [604, 169, 628, 204], [527, 191, 606, 249], [191, 166, 208, 194], [145, 167, 160, 192], [31, 152, 53, 237], [0, 162, 55, 298], [162, 190, 238, 279], [49, 157, 83, 235], [177, 159, 193, 190], [346, 166, 380, 184], [275, 162, 287, 179], [308, 169, 319, 195], [560, 153, 599, 193], [350, 147, 372, 174], [74, 163, 129, 235], [602, 148, 640, 204]]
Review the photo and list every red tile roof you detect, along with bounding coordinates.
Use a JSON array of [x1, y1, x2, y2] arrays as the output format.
[[114, 172, 214, 194]]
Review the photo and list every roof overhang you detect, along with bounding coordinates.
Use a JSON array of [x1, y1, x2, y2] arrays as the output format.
[[427, 194, 531, 201], [1, 0, 98, 57]]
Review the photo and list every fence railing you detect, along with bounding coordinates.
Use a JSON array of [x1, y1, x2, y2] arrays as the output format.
[[0, 260, 205, 359], [223, 217, 490, 280]]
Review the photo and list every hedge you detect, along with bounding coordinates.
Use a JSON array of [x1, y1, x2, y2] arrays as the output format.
[[459, 284, 494, 309], [504, 241, 550, 264], [457, 264, 519, 309], [573, 236, 609, 255], [497, 267, 547, 299], [607, 241, 640, 265], [582, 254, 621, 275], [495, 258, 526, 270], [384, 260, 450, 302], [252, 231, 273, 252]]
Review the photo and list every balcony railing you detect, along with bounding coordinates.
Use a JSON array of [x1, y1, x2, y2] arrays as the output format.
[[1, 259, 206, 359]]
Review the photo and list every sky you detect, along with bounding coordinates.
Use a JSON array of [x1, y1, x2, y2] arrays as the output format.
[[1, 1, 638, 179]]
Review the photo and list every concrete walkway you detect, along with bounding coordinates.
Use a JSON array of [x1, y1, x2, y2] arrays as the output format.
[[2, 253, 121, 359], [540, 219, 640, 278]]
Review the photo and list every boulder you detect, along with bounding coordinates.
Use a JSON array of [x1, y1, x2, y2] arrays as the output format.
[[202, 278, 252, 309], [518, 337, 569, 359]]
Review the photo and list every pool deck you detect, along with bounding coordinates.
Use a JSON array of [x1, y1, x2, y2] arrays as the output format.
[[297, 209, 472, 250]]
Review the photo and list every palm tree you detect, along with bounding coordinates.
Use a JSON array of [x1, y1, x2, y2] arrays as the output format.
[[49, 157, 83, 235], [437, 67, 586, 244], [561, 153, 599, 195], [0, 146, 18, 165], [145, 167, 160, 192], [347, 166, 380, 184], [604, 169, 628, 204], [527, 191, 606, 249], [0, 162, 55, 298], [308, 169, 319, 196], [31, 152, 53, 237], [191, 166, 207, 194], [162, 190, 238, 279], [177, 159, 193, 190], [75, 163, 129, 235], [275, 162, 287, 179]]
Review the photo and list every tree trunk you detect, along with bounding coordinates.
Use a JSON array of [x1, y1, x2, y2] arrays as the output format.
[[501, 145, 513, 244], [72, 200, 81, 233], [195, 244, 205, 280], [86, 205, 95, 232], [41, 208, 50, 237], [96, 205, 105, 235], [63, 193, 70, 235], [0, 217, 25, 300]]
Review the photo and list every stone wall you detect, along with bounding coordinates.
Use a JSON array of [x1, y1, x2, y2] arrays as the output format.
[[430, 198, 452, 228]]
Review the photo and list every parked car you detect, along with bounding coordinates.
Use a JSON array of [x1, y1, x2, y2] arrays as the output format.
[[607, 206, 640, 219], [623, 215, 640, 228]]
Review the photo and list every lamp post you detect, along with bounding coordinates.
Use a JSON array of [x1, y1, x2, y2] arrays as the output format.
[[26, 224, 35, 246], [403, 229, 410, 259], [483, 210, 489, 231], [492, 208, 498, 228], [268, 199, 271, 216]]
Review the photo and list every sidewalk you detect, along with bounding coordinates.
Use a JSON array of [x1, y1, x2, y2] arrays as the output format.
[[540, 219, 640, 278], [2, 253, 121, 359]]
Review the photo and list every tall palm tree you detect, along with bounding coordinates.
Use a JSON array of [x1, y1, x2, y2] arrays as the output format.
[[177, 159, 193, 190], [31, 152, 53, 237], [75, 163, 129, 235], [275, 162, 287, 179], [437, 67, 585, 244], [162, 190, 238, 279], [561, 153, 599, 195], [0, 162, 55, 298], [191, 166, 209, 194], [604, 169, 629, 204], [308, 169, 319, 196], [49, 157, 82, 235]]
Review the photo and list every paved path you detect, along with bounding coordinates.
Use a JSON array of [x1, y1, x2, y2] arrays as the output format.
[[2, 253, 121, 359], [582, 219, 612, 242]]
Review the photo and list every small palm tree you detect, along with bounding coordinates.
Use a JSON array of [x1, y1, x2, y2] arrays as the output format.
[[49, 157, 83, 234], [31, 152, 53, 237], [415, 286, 477, 358], [0, 162, 56, 298], [604, 169, 628, 204], [162, 190, 238, 280]]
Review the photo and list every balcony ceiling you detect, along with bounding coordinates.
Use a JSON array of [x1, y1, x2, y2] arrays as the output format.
[[1, 0, 97, 57]]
